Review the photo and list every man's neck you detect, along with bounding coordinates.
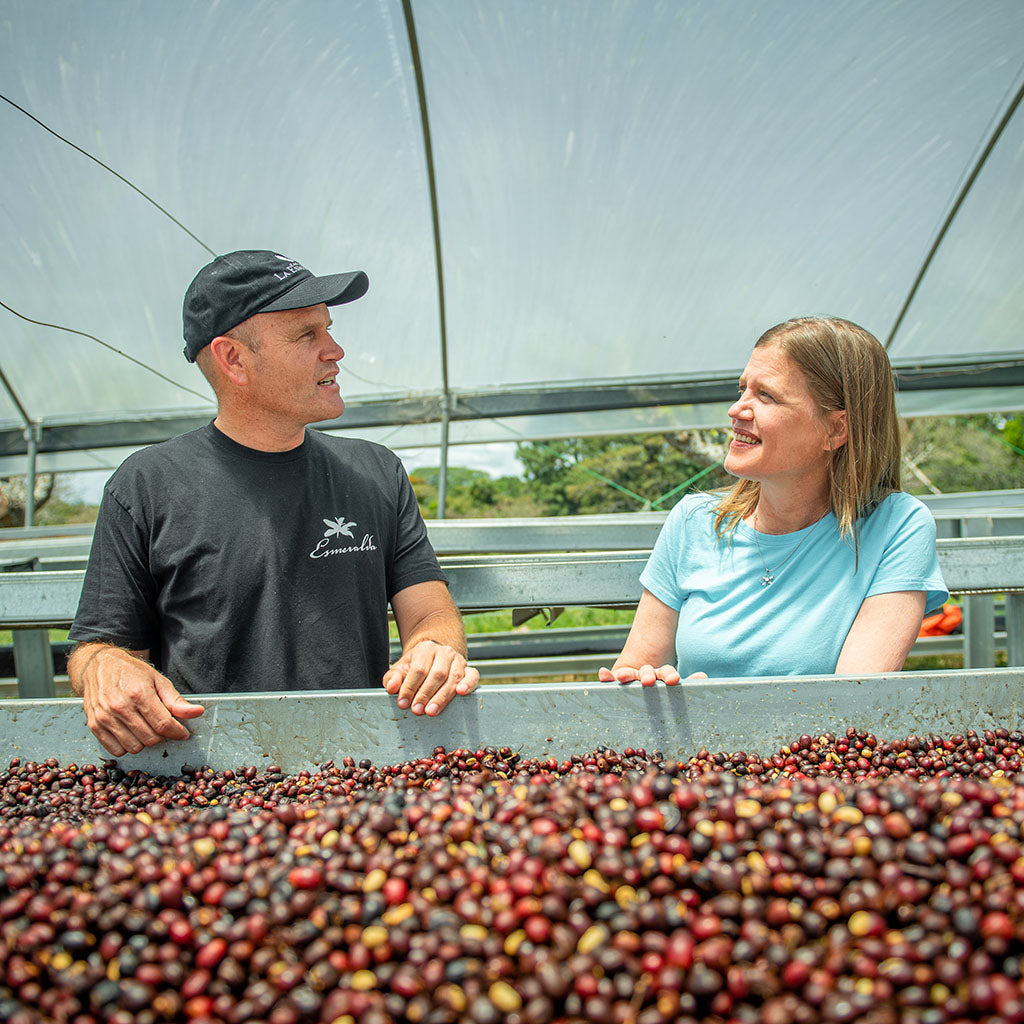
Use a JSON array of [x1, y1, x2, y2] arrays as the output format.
[[212, 413, 306, 452]]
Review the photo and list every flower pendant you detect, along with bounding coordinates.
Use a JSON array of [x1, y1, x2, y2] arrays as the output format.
[[760, 571, 774, 587]]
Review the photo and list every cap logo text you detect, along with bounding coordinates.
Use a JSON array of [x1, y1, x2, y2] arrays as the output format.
[[272, 257, 304, 281]]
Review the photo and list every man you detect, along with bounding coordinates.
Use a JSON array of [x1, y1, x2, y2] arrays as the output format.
[[68, 250, 478, 757]]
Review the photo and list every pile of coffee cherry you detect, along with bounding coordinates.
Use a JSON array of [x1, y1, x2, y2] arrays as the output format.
[[2, 727, 1023, 1023]]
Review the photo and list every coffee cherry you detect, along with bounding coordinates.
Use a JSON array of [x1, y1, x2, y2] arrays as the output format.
[[4, 732, 1024, 1020]]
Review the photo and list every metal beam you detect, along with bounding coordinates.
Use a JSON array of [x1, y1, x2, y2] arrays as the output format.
[[24, 422, 40, 526], [4, 363, 1024, 458], [0, 571, 84, 627], [0, 628, 1008, 695], [426, 513, 669, 553], [0, 398, 442, 457], [917, 489, 1024, 514], [400, 0, 452, 518], [4, 504, 1024, 558], [3, 536, 1024, 629], [1007, 593, 1024, 667]]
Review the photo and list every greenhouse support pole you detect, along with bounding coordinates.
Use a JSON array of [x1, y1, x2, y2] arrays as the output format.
[[24, 423, 40, 527], [0, 364, 36, 525], [963, 517, 996, 669], [402, 0, 452, 520], [437, 395, 451, 519]]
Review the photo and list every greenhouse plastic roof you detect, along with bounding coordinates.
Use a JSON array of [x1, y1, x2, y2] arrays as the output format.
[[2, 0, 1023, 475]]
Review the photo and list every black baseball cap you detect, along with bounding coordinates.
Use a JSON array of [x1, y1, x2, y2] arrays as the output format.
[[182, 250, 369, 361]]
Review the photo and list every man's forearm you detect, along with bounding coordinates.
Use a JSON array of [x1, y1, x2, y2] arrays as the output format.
[[401, 609, 469, 657], [67, 642, 146, 696], [67, 642, 111, 696]]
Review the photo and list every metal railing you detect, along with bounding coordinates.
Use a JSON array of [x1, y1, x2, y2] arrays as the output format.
[[3, 534, 1023, 697], [4, 491, 1024, 696]]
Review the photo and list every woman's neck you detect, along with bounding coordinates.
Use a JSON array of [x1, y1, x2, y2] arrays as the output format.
[[751, 490, 831, 535]]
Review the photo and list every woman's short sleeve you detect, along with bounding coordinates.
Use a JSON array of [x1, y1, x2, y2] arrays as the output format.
[[639, 496, 707, 610], [866, 494, 948, 615]]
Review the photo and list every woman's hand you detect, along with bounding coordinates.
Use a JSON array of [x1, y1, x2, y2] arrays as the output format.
[[600, 590, 686, 686], [599, 664, 681, 686], [599, 665, 708, 685]]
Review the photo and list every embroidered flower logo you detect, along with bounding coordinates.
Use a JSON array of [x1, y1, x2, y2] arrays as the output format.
[[323, 516, 357, 539]]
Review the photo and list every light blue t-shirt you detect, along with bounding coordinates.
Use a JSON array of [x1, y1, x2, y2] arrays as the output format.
[[639, 491, 948, 678]]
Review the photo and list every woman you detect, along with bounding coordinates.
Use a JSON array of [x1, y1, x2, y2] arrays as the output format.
[[600, 316, 948, 684]]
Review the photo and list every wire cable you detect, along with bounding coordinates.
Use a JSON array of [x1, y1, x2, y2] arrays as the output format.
[[2, 93, 415, 395], [455, 402, 646, 504], [968, 417, 1024, 459], [1, 93, 216, 257], [0, 299, 214, 404], [648, 460, 725, 509], [0, 94, 468, 405], [340, 363, 406, 390]]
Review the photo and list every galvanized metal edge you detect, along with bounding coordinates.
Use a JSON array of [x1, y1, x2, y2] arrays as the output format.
[[1, 669, 1021, 774]]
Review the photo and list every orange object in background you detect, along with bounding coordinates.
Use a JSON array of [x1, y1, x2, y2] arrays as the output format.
[[918, 603, 963, 636]]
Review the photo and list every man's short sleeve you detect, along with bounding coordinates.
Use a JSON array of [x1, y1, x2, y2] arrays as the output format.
[[387, 461, 448, 599], [68, 488, 160, 650]]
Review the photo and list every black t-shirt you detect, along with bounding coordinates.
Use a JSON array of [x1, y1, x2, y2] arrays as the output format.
[[68, 423, 447, 693]]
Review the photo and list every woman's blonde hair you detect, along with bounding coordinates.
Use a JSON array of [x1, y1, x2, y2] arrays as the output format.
[[714, 316, 901, 546]]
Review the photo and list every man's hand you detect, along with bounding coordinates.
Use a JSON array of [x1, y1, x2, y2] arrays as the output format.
[[383, 640, 480, 716], [69, 644, 205, 757], [388, 581, 479, 716]]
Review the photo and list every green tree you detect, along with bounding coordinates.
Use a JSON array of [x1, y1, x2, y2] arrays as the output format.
[[902, 416, 1024, 494], [410, 466, 542, 519], [0, 474, 56, 527], [0, 474, 98, 527], [1002, 414, 1024, 457], [515, 439, 592, 515], [517, 432, 732, 515], [412, 413, 1024, 524]]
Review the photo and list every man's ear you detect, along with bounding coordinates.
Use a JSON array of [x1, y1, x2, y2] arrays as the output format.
[[825, 409, 848, 451], [207, 335, 251, 387]]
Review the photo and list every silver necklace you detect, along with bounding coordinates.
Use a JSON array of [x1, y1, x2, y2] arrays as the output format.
[[751, 510, 825, 587]]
